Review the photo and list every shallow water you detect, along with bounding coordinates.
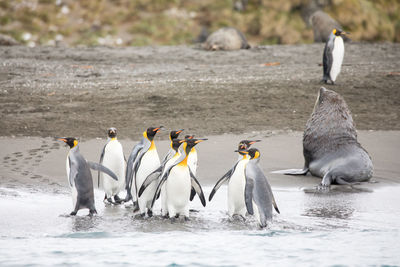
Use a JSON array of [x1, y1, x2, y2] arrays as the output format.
[[1, 185, 400, 266]]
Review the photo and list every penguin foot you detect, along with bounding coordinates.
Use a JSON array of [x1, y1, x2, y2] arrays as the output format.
[[175, 214, 180, 219], [132, 201, 140, 212], [189, 209, 199, 213], [114, 195, 123, 204], [124, 193, 132, 202], [70, 211, 77, 216], [89, 209, 97, 216], [140, 212, 146, 218], [147, 209, 153, 217]]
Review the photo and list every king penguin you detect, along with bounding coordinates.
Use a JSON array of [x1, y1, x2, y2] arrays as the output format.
[[125, 126, 162, 216], [322, 28, 347, 85], [151, 138, 207, 220], [138, 129, 184, 216], [243, 148, 280, 228], [59, 137, 119, 216], [208, 140, 260, 219], [98, 127, 126, 204]]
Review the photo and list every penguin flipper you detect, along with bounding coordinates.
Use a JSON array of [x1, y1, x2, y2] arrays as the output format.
[[244, 176, 254, 215], [190, 187, 196, 201], [151, 174, 167, 208], [88, 161, 119, 181], [271, 168, 308, 175], [98, 142, 108, 188], [138, 166, 162, 197], [323, 41, 333, 80], [189, 169, 206, 207], [125, 141, 144, 193], [208, 161, 239, 201]]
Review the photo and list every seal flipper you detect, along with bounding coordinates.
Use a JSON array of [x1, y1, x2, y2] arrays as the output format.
[[271, 168, 309, 175]]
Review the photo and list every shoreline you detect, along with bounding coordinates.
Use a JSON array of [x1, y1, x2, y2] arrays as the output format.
[[1, 130, 399, 194]]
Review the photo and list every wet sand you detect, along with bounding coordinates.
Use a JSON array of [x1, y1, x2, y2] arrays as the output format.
[[0, 43, 399, 138], [1, 131, 399, 193]]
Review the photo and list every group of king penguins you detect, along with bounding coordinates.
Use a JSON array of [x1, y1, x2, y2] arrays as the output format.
[[59, 127, 279, 228], [56, 27, 347, 228]]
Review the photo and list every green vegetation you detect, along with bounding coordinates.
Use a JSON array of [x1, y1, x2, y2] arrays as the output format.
[[0, 0, 398, 46]]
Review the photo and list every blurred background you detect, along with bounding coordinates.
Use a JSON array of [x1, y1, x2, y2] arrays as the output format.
[[0, 0, 399, 47]]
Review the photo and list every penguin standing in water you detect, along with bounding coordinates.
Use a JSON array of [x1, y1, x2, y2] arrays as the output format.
[[138, 129, 184, 216], [98, 128, 126, 204], [139, 138, 184, 217], [125, 126, 162, 216], [244, 148, 280, 228], [208, 140, 260, 219], [322, 28, 347, 85], [152, 139, 206, 220], [59, 137, 119, 216]]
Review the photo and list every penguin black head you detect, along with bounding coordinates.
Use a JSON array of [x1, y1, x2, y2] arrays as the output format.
[[180, 138, 207, 154], [58, 137, 78, 148], [107, 127, 117, 138], [171, 138, 183, 151], [238, 140, 261, 151], [333, 28, 347, 36], [247, 148, 261, 160], [145, 126, 163, 141], [170, 129, 184, 141]]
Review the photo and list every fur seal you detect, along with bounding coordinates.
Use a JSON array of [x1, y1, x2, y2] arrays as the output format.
[[310, 11, 350, 43], [203, 27, 250, 51], [273, 87, 373, 189]]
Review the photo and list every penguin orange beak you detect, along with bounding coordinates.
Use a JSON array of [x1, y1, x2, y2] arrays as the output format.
[[194, 138, 207, 144], [249, 140, 261, 145], [187, 135, 194, 139], [176, 129, 184, 134], [234, 149, 248, 154], [58, 138, 67, 143], [153, 126, 163, 133]]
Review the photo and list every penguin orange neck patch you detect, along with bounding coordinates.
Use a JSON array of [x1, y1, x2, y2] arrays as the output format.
[[149, 140, 156, 151]]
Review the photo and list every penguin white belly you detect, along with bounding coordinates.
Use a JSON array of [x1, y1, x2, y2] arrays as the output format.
[[101, 141, 126, 198], [330, 36, 344, 82], [227, 159, 248, 217], [166, 165, 191, 217], [161, 153, 180, 216], [65, 156, 77, 208], [66, 155, 70, 186], [188, 151, 197, 175], [136, 148, 160, 213]]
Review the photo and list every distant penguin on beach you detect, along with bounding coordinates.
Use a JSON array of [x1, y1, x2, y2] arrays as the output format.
[[310, 10, 350, 43], [98, 128, 126, 205], [59, 137, 119, 216], [203, 27, 250, 51], [322, 28, 347, 84]]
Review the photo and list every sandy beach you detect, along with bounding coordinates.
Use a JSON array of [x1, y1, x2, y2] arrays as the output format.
[[1, 130, 399, 193]]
